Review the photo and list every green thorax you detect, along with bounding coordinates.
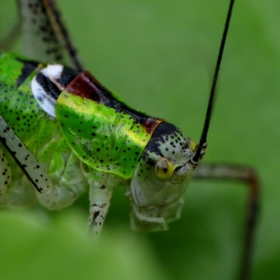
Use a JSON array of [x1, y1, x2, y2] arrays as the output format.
[[56, 71, 162, 178]]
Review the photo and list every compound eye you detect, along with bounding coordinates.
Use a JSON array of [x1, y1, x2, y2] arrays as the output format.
[[155, 158, 174, 180]]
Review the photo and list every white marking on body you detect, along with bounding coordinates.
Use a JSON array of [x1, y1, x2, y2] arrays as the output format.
[[31, 64, 64, 118], [42, 64, 65, 90], [31, 75, 56, 118]]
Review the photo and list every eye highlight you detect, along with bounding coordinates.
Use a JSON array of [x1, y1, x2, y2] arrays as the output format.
[[155, 158, 174, 180]]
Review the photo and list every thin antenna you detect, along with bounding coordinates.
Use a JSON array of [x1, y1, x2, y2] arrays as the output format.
[[191, 0, 235, 165]]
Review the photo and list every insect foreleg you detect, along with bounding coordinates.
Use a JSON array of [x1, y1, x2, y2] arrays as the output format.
[[193, 163, 259, 280], [84, 168, 123, 238], [0, 116, 87, 210]]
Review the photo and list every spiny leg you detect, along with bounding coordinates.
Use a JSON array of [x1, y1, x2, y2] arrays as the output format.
[[17, 0, 83, 70], [0, 115, 53, 194], [0, 143, 38, 208], [0, 115, 86, 210], [83, 167, 123, 239], [193, 163, 259, 280], [88, 183, 112, 239]]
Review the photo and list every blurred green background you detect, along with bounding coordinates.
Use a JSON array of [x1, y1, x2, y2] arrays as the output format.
[[0, 0, 279, 279]]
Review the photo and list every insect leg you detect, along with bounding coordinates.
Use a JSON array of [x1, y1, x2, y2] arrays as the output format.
[[18, 0, 83, 70], [0, 115, 53, 193], [193, 163, 259, 280], [0, 146, 12, 206], [0, 115, 86, 210], [83, 168, 123, 238], [0, 143, 39, 208]]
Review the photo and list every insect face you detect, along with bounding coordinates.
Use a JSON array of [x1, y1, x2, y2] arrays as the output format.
[[128, 122, 196, 231]]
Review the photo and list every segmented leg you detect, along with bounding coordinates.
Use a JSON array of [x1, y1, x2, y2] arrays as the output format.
[[0, 147, 12, 205], [83, 167, 123, 239], [0, 115, 86, 210], [193, 163, 259, 280], [18, 0, 83, 70], [0, 144, 38, 208]]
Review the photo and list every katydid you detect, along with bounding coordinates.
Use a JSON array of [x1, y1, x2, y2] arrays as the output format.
[[0, 0, 259, 279]]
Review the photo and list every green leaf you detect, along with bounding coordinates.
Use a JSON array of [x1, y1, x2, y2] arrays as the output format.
[[0, 210, 167, 280]]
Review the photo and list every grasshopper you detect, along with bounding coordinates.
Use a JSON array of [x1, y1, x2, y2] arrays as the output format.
[[0, 1, 259, 279]]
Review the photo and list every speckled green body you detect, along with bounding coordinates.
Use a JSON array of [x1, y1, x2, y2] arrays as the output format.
[[0, 52, 45, 139], [0, 52, 162, 207], [57, 89, 155, 179], [0, 52, 84, 207], [0, 52, 161, 178], [0, 53, 66, 167], [0, 51, 196, 233]]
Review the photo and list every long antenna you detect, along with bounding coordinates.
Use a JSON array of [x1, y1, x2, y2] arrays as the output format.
[[191, 0, 235, 165]]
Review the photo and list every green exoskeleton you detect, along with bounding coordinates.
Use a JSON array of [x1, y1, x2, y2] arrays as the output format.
[[0, 1, 259, 279]]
